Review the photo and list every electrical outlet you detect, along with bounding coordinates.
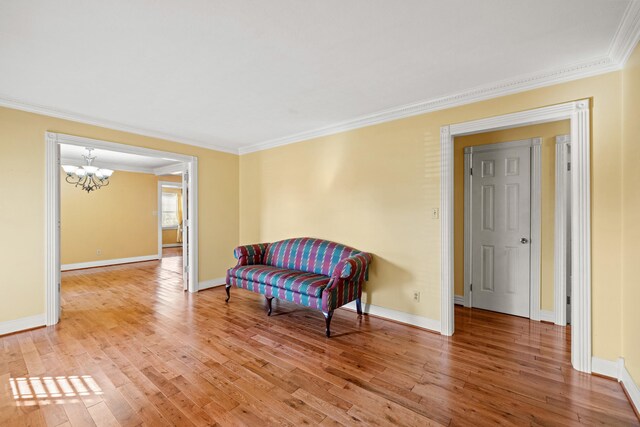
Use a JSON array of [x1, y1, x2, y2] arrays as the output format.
[[413, 291, 420, 302], [431, 208, 439, 219], [96, 249, 102, 256]]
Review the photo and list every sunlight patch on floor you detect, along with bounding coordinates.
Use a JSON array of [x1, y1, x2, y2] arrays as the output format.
[[9, 375, 102, 405]]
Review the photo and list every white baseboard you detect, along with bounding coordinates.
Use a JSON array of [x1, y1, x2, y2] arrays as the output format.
[[454, 295, 465, 306], [198, 277, 226, 291], [620, 361, 640, 416], [0, 314, 46, 336], [592, 357, 623, 379], [592, 357, 640, 415], [341, 301, 441, 334], [162, 243, 182, 248], [61, 255, 160, 271], [539, 310, 556, 323]]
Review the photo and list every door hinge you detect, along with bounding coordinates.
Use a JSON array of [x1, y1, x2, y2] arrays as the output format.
[[470, 167, 473, 176], [184, 171, 189, 184], [470, 283, 473, 292], [58, 283, 61, 292], [567, 296, 571, 305], [567, 162, 571, 171]]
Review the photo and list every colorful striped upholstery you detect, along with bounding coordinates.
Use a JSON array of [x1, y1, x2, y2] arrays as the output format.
[[227, 264, 330, 297], [263, 238, 361, 277], [226, 238, 372, 333], [233, 243, 268, 266]]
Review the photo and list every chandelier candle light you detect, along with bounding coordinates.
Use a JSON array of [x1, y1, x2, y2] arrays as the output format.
[[61, 148, 114, 193]]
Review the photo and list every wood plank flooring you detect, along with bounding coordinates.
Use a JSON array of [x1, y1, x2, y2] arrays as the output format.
[[1, 256, 638, 426]]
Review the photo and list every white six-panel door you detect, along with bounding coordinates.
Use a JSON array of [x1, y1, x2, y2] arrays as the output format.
[[471, 143, 531, 317]]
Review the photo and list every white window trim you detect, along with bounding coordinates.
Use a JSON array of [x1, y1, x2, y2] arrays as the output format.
[[161, 191, 180, 229]]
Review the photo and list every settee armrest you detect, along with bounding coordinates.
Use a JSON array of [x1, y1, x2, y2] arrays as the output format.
[[233, 243, 269, 266], [330, 252, 372, 283]]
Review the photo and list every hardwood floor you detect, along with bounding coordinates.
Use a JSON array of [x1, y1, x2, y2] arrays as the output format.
[[1, 260, 638, 426]]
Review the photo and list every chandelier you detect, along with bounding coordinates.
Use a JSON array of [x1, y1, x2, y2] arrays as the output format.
[[61, 148, 114, 193]]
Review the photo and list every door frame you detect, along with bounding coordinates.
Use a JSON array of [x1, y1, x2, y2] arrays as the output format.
[[463, 138, 542, 320], [554, 134, 571, 326], [158, 180, 184, 257], [440, 99, 592, 373], [45, 132, 200, 326]]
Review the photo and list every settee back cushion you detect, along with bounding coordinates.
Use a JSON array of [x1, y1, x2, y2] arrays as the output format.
[[264, 238, 360, 277]]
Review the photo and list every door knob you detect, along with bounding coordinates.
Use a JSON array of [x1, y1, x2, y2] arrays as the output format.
[[520, 238, 529, 244]]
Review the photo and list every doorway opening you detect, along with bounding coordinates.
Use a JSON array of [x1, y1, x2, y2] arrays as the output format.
[[462, 137, 542, 319], [159, 178, 189, 291], [440, 99, 592, 373], [46, 132, 199, 326]]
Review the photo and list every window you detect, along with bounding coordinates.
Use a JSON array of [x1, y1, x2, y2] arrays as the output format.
[[162, 192, 179, 228]]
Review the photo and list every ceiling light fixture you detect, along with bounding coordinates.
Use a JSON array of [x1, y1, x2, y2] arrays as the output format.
[[61, 148, 114, 193]]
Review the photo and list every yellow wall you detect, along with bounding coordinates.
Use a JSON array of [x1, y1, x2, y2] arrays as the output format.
[[61, 170, 158, 264], [162, 229, 179, 245], [161, 186, 182, 245], [622, 44, 640, 386], [240, 71, 623, 361], [0, 107, 239, 323], [454, 121, 570, 311]]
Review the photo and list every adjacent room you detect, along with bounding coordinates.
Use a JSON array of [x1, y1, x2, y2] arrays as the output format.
[[1, 1, 639, 425]]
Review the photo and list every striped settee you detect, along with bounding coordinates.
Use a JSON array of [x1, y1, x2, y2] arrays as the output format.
[[225, 238, 372, 337]]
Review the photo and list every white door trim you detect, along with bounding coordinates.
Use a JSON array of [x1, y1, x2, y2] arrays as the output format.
[[45, 132, 201, 326], [158, 180, 183, 259], [441, 99, 592, 373], [555, 135, 571, 326], [463, 138, 542, 320]]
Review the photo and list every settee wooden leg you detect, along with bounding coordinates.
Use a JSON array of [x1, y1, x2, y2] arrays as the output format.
[[266, 296, 273, 316], [356, 298, 362, 316], [323, 311, 334, 337], [225, 285, 231, 303]]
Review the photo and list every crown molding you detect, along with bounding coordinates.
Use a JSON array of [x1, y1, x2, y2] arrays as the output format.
[[239, 56, 619, 154], [3, 1, 640, 157], [609, 0, 640, 65], [0, 95, 239, 155], [241, 1, 640, 154]]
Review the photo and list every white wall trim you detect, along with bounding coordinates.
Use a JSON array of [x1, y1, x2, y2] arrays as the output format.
[[463, 138, 542, 321], [45, 133, 60, 326], [341, 301, 441, 333], [162, 243, 182, 248], [0, 314, 47, 336], [158, 179, 185, 258], [555, 135, 571, 326], [198, 277, 227, 291], [154, 163, 185, 176], [61, 255, 160, 271], [530, 139, 542, 322], [539, 310, 556, 323], [454, 295, 465, 306], [46, 132, 200, 328], [592, 357, 640, 415], [620, 362, 640, 416], [441, 99, 592, 374], [52, 133, 195, 162], [463, 150, 472, 308], [60, 157, 156, 175], [3, 1, 640, 158], [0, 95, 237, 154], [592, 357, 623, 379], [609, 0, 640, 65]]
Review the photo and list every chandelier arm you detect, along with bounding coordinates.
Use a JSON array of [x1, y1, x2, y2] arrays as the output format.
[[62, 148, 113, 192]]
